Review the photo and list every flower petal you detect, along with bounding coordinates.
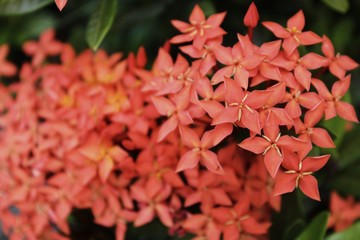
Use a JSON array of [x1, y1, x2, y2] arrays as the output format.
[[201, 150, 225, 175], [299, 175, 320, 201], [287, 10, 305, 31], [302, 154, 330, 172], [264, 147, 283, 178], [273, 171, 297, 195], [176, 150, 200, 172], [239, 137, 269, 154], [134, 207, 155, 227]]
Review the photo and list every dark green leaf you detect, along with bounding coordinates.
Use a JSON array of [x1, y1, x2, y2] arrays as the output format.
[[283, 219, 306, 240], [322, 116, 347, 140], [198, 0, 216, 16], [86, 0, 117, 51], [14, 13, 55, 44], [270, 191, 305, 239], [0, 0, 52, 16], [321, 0, 349, 13], [296, 212, 329, 240], [326, 222, 360, 240]]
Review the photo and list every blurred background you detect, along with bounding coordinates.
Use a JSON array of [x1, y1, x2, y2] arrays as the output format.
[[0, 0, 359, 239]]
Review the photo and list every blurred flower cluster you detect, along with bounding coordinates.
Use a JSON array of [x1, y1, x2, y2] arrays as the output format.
[[0, 3, 359, 240]]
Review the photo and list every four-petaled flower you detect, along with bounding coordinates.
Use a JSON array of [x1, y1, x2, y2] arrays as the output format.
[[176, 124, 232, 174], [171, 5, 226, 49], [273, 150, 330, 201], [263, 10, 322, 55]]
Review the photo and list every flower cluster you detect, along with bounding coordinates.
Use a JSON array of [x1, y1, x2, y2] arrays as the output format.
[[0, 3, 358, 240]]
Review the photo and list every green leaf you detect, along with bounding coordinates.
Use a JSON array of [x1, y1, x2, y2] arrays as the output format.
[[322, 116, 347, 139], [321, 0, 349, 14], [326, 222, 360, 240], [14, 13, 55, 44], [0, 0, 52, 15], [270, 191, 305, 239], [86, 0, 117, 51], [198, 0, 216, 16], [296, 212, 329, 240], [283, 219, 306, 240]]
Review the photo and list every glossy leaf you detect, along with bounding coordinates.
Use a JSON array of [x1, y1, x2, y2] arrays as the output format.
[[283, 219, 305, 240], [321, 0, 349, 13], [322, 116, 346, 139], [86, 0, 118, 51], [296, 212, 329, 240], [326, 222, 360, 240], [0, 0, 52, 16], [270, 191, 304, 239]]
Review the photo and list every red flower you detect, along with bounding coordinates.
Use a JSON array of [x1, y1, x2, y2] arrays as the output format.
[[23, 29, 62, 66], [322, 35, 359, 79], [312, 76, 359, 123], [151, 86, 194, 142], [284, 81, 323, 118], [210, 77, 272, 134], [251, 40, 283, 86], [212, 195, 271, 239], [293, 103, 335, 148], [78, 133, 128, 183], [171, 4, 226, 49], [271, 49, 328, 90], [131, 181, 174, 227], [212, 36, 265, 88], [176, 124, 232, 174], [239, 124, 305, 178], [263, 10, 322, 55], [273, 151, 330, 201]]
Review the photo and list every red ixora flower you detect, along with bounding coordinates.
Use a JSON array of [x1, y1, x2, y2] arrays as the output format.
[[262, 10, 322, 55], [239, 123, 307, 178], [170, 4, 226, 49], [273, 150, 330, 201], [176, 124, 232, 175], [322, 35, 359, 79], [312, 75, 359, 123]]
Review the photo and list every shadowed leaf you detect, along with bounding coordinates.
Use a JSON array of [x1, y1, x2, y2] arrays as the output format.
[[0, 0, 52, 16], [296, 211, 329, 240], [326, 222, 360, 240], [322, 0, 349, 13], [86, 0, 117, 51]]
